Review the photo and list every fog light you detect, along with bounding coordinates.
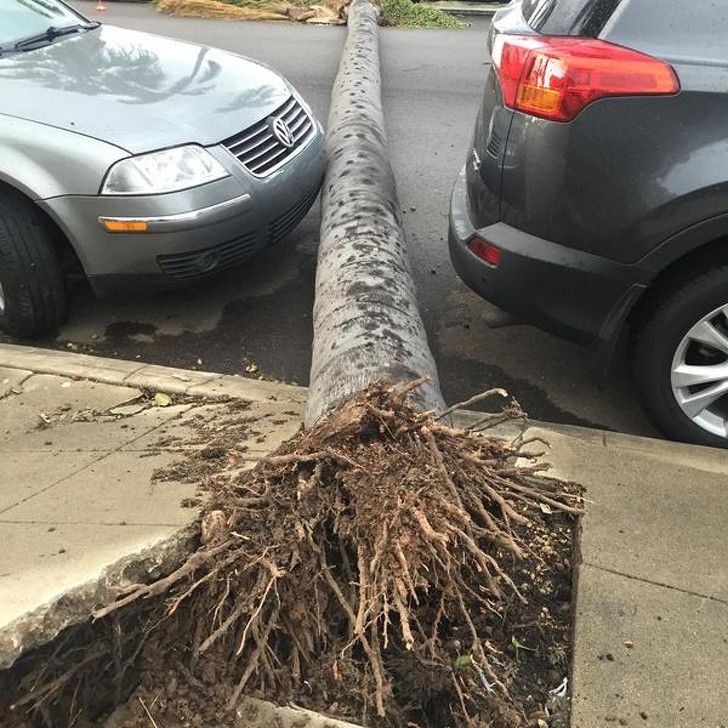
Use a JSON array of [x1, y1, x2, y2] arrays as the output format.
[[195, 250, 220, 273], [468, 236, 502, 267]]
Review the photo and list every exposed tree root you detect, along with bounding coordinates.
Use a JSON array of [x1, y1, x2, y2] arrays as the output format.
[[5, 382, 581, 727]]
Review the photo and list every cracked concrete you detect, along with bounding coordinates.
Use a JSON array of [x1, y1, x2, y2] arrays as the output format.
[[0, 356, 304, 669]]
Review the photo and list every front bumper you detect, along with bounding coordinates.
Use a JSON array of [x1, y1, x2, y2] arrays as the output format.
[[97, 192, 254, 234], [41, 124, 326, 296], [448, 164, 648, 346]]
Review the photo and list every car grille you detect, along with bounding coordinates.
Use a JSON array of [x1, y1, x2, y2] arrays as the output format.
[[268, 188, 319, 244], [223, 96, 315, 177], [156, 189, 319, 281], [157, 231, 261, 280]]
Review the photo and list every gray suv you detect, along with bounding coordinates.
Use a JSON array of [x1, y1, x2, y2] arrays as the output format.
[[0, 0, 325, 338], [449, 0, 728, 448]]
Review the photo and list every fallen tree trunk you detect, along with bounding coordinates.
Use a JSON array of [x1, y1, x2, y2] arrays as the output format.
[[305, 0, 446, 427]]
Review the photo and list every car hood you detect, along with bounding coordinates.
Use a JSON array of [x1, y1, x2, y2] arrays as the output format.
[[0, 25, 292, 154]]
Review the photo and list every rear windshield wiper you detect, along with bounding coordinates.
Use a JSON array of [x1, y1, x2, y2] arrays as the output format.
[[14, 22, 100, 51]]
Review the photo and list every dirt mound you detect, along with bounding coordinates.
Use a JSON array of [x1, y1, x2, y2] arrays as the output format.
[[4, 382, 581, 727], [156, 0, 290, 21], [156, 0, 349, 24]]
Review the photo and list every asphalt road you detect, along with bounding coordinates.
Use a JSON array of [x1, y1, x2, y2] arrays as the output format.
[[16, 2, 654, 436]]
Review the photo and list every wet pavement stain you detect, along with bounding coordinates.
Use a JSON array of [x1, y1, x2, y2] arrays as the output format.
[[436, 354, 608, 430], [39, 218, 321, 386], [104, 321, 158, 340], [0, 207, 655, 437]]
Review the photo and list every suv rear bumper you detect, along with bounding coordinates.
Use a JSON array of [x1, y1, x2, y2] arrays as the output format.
[[448, 164, 648, 347]]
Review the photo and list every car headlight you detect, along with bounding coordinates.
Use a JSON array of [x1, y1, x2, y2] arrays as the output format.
[[101, 145, 228, 195]]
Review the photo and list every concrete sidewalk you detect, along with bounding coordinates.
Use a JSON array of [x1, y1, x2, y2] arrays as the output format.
[[517, 423, 727, 726], [0, 345, 304, 668], [0, 343, 726, 726]]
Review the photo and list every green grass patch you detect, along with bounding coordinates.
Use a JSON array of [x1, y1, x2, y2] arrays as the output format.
[[380, 0, 466, 28]]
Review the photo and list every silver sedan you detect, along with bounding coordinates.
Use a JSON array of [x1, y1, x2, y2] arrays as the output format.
[[0, 0, 326, 337]]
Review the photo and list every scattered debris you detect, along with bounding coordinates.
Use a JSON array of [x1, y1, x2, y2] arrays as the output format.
[[549, 677, 568, 697], [155, 0, 352, 25], [153, 393, 172, 408]]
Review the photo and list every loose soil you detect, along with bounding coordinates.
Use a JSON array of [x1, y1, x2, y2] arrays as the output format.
[[1, 382, 581, 727]]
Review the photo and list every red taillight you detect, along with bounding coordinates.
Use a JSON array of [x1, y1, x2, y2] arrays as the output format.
[[468, 237, 502, 267], [492, 35, 679, 122]]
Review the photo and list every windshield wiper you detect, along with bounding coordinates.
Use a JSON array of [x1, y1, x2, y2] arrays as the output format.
[[14, 22, 100, 51]]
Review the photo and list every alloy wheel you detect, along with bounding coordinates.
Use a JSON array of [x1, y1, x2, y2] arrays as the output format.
[[670, 303, 728, 439]]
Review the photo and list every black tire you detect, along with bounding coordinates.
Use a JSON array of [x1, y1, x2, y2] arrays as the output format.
[[631, 264, 728, 449], [0, 189, 67, 338]]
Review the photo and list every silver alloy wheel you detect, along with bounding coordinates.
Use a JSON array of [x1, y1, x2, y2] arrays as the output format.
[[0, 281, 5, 316], [671, 303, 728, 439]]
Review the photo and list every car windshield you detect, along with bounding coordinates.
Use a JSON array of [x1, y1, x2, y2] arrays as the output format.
[[1, 0, 89, 47]]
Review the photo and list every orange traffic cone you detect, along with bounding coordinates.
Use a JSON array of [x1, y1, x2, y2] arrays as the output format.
[[95, 0, 107, 11]]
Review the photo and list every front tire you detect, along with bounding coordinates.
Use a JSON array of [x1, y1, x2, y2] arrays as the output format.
[[0, 190, 67, 338], [632, 265, 728, 449]]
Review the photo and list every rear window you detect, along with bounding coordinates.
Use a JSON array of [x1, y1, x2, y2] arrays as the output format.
[[521, 0, 622, 37]]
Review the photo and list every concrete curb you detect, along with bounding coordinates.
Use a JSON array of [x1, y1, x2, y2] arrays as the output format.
[[420, 1, 504, 16], [305, 0, 446, 426], [0, 343, 306, 405], [0, 527, 197, 670], [453, 409, 728, 475], [2, 343, 721, 470]]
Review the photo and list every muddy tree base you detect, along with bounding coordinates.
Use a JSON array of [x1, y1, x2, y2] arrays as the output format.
[[2, 383, 581, 728]]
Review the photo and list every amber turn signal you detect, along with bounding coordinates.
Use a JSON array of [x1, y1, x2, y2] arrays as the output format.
[[100, 219, 149, 233]]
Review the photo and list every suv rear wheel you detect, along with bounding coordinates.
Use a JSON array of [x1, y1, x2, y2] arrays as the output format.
[[632, 266, 728, 448], [0, 190, 67, 338]]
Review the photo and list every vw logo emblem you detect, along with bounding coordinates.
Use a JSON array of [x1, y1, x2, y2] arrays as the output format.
[[270, 116, 294, 149]]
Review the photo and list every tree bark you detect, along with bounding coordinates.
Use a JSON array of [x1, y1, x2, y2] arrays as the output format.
[[305, 0, 446, 427]]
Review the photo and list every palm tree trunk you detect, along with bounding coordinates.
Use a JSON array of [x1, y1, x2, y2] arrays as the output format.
[[305, 0, 446, 427]]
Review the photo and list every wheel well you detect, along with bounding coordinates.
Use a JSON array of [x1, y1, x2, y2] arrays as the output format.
[[629, 235, 728, 330], [0, 180, 84, 280]]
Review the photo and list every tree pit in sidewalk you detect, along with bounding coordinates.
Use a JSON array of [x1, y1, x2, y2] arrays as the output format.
[[3, 382, 581, 727]]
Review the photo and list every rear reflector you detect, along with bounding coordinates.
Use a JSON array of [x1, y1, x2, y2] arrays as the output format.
[[468, 237, 502, 267], [492, 35, 679, 122]]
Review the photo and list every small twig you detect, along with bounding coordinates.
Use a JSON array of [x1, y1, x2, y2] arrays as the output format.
[[514, 435, 551, 450], [261, 451, 326, 466], [228, 604, 280, 710], [435, 388, 508, 421], [450, 671, 472, 725], [237, 574, 278, 656], [390, 377, 430, 398], [198, 599, 248, 655], [468, 409, 526, 431], [93, 541, 230, 620], [138, 696, 160, 728], [177, 661, 207, 692]]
